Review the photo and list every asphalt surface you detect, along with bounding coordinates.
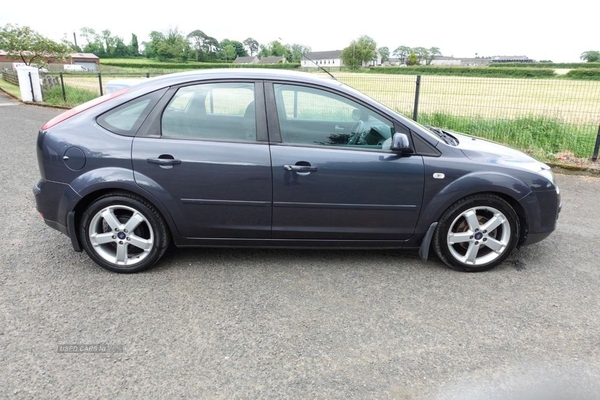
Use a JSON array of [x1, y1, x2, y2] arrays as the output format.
[[1, 91, 599, 399]]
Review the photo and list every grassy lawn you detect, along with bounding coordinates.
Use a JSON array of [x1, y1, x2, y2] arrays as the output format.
[[0, 78, 22, 98], [334, 73, 600, 125]]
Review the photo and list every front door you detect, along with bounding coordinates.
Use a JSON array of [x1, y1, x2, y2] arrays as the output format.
[[268, 83, 425, 241]]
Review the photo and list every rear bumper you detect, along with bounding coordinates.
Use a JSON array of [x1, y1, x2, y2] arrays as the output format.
[[33, 179, 82, 251]]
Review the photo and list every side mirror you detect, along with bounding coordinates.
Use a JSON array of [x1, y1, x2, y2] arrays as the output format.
[[391, 133, 413, 153]]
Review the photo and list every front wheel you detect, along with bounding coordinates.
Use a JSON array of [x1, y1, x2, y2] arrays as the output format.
[[433, 194, 520, 272], [79, 192, 170, 273]]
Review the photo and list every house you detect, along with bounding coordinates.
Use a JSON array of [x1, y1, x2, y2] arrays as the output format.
[[0, 51, 100, 71], [430, 56, 462, 66], [258, 56, 287, 64], [233, 56, 259, 64], [68, 53, 100, 70], [301, 50, 343, 68]]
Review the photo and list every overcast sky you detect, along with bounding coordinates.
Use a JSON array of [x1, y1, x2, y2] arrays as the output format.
[[2, 0, 598, 62]]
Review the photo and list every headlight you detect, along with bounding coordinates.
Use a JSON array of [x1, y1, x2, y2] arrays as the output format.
[[538, 168, 555, 184]]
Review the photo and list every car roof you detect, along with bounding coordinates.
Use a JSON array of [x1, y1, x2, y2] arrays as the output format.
[[130, 68, 345, 93]]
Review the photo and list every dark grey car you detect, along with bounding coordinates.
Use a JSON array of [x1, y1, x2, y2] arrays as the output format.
[[33, 69, 561, 273]]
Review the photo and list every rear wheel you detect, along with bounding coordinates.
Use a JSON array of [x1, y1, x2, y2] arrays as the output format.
[[433, 194, 520, 272], [79, 192, 169, 273]]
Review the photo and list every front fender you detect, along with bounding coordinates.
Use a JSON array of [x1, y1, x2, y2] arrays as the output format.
[[416, 170, 532, 235]]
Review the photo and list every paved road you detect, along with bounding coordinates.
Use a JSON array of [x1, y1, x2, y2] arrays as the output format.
[[1, 92, 599, 399]]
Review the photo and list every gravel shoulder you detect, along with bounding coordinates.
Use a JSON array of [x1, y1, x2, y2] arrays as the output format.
[[1, 94, 599, 399]]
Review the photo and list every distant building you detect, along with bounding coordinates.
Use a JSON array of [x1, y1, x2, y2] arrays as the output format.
[[430, 56, 462, 66], [258, 56, 287, 64], [490, 55, 535, 63], [0, 51, 100, 71], [301, 50, 343, 68], [233, 56, 259, 64], [68, 53, 100, 70]]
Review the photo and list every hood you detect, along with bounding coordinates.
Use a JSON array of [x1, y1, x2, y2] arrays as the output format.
[[448, 130, 550, 174]]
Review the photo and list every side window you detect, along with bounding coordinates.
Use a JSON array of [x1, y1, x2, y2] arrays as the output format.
[[97, 93, 158, 136], [162, 82, 256, 142], [273, 84, 395, 150]]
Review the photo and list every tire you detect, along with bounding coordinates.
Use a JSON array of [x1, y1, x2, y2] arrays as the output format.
[[433, 194, 520, 272], [79, 192, 170, 273]]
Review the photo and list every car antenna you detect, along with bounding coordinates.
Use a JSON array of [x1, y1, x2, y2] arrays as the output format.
[[278, 37, 337, 81]]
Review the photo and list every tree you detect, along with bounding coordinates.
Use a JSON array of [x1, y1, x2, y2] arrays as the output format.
[[243, 37, 259, 56], [79, 27, 105, 57], [101, 30, 118, 56], [341, 35, 377, 70], [425, 47, 441, 65], [257, 44, 271, 58], [0, 24, 71, 66], [130, 34, 139, 56], [220, 39, 247, 59], [580, 51, 600, 62], [145, 28, 190, 61], [289, 44, 311, 63], [187, 29, 207, 61], [393, 46, 412, 65], [412, 47, 429, 64], [378, 46, 390, 63], [223, 44, 236, 62], [406, 52, 418, 66]]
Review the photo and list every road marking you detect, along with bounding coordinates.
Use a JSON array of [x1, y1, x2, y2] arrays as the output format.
[[0, 103, 18, 106]]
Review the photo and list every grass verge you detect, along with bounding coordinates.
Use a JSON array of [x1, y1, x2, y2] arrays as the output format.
[[43, 85, 97, 108], [0, 78, 22, 98], [417, 113, 596, 160]]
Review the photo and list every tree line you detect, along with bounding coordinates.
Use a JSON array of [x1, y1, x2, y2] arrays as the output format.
[[0, 24, 312, 65], [340, 35, 442, 70], [75, 26, 312, 63]]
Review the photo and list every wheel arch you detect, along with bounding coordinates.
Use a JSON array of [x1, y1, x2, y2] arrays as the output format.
[[417, 172, 532, 248], [69, 187, 177, 253]]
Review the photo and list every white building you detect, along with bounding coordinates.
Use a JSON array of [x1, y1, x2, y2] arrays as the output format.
[[301, 50, 343, 68]]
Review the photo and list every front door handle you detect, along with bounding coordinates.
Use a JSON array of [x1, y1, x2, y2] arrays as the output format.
[[283, 165, 318, 172]]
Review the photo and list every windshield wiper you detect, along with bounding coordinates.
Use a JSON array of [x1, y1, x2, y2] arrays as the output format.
[[426, 126, 458, 146]]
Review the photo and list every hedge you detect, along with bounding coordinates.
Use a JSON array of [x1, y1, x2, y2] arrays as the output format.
[[368, 66, 557, 78], [487, 62, 600, 69], [564, 68, 600, 80], [100, 60, 300, 70]]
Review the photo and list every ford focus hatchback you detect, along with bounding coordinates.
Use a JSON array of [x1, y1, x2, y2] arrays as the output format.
[[34, 69, 561, 273]]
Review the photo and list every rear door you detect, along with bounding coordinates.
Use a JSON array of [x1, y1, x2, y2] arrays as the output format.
[[131, 81, 272, 239]]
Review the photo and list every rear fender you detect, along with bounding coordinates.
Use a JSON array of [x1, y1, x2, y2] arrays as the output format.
[[67, 167, 179, 247]]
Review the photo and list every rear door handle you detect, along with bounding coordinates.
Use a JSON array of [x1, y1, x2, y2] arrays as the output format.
[[147, 157, 181, 166]]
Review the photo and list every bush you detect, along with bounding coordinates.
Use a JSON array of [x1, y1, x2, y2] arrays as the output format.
[[43, 85, 97, 107]]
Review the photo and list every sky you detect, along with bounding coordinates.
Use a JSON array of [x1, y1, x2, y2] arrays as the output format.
[[2, 0, 598, 62]]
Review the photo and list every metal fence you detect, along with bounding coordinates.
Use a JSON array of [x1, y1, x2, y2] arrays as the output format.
[[334, 72, 600, 160], [41, 71, 600, 161]]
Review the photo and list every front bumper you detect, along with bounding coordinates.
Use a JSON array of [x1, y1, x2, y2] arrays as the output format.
[[522, 185, 561, 246]]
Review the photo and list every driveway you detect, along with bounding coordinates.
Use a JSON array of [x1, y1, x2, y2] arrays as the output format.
[[1, 91, 599, 399]]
